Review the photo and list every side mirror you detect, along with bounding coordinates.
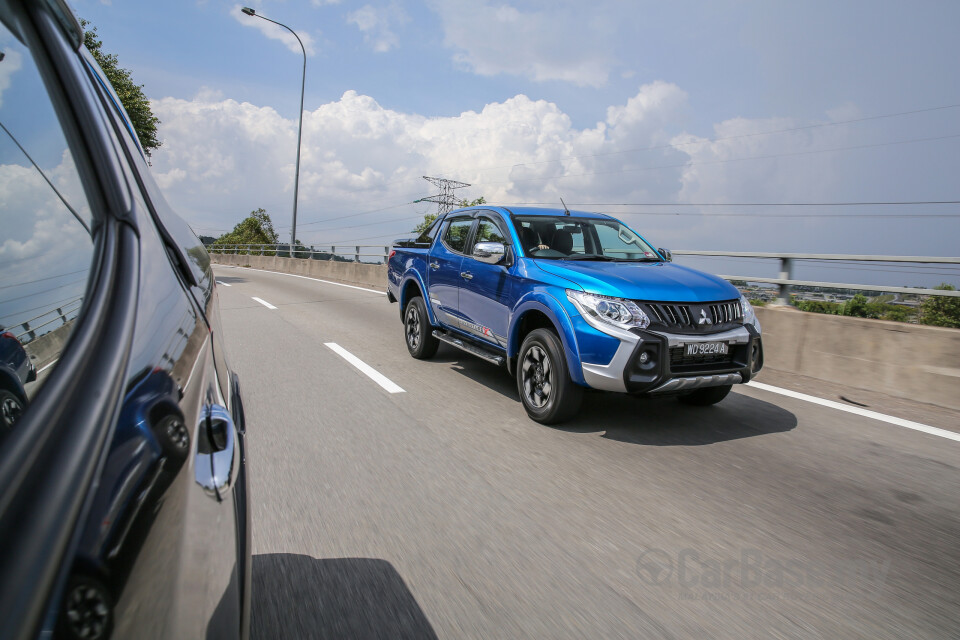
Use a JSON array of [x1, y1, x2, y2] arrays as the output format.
[[472, 241, 507, 265], [658, 248, 672, 262]]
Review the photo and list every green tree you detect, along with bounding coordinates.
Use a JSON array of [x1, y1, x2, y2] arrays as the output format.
[[214, 209, 279, 246], [794, 300, 842, 315], [882, 305, 916, 323], [81, 20, 161, 153], [919, 284, 960, 328], [842, 294, 873, 318], [412, 197, 487, 236]]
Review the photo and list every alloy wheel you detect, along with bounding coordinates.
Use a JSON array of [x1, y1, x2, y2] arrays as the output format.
[[521, 345, 552, 409], [406, 305, 421, 349], [1, 395, 22, 428]]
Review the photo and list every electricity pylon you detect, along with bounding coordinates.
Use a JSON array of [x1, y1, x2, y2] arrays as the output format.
[[415, 176, 471, 215]]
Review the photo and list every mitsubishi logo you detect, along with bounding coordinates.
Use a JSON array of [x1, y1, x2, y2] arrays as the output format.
[[698, 309, 713, 326]]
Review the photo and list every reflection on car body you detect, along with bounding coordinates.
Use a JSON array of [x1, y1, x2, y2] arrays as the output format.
[[0, 331, 35, 432], [0, 2, 250, 639]]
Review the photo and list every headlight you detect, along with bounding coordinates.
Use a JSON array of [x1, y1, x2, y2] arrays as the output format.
[[567, 290, 650, 331], [740, 295, 761, 333]]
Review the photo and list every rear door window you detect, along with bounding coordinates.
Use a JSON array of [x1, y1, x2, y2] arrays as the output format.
[[442, 217, 474, 254]]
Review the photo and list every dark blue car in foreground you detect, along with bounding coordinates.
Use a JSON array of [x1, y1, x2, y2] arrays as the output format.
[[388, 206, 763, 423], [0, 2, 249, 638]]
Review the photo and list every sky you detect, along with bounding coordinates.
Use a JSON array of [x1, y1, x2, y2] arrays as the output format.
[[68, 0, 960, 287]]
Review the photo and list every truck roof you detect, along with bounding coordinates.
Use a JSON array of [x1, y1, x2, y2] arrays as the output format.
[[452, 205, 613, 220]]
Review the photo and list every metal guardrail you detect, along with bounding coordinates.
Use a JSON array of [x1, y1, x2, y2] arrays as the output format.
[[670, 251, 960, 303], [9, 297, 82, 344], [207, 243, 389, 263], [205, 244, 959, 301]]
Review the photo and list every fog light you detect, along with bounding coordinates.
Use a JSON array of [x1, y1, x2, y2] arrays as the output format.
[[639, 352, 649, 364]]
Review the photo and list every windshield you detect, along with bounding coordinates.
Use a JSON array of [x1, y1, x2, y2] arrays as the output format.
[[514, 216, 661, 261]]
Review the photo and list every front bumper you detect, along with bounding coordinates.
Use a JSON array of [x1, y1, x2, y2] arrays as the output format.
[[579, 324, 763, 394]]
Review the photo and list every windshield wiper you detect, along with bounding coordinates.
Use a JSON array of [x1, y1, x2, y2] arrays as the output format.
[[562, 254, 617, 261]]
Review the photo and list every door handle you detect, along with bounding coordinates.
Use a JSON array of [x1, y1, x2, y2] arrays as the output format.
[[460, 272, 473, 280], [195, 404, 237, 501], [429, 262, 440, 270]]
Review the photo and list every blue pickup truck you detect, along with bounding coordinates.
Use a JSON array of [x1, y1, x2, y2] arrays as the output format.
[[387, 206, 763, 423]]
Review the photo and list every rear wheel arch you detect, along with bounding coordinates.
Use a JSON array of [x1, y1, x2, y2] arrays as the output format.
[[399, 277, 426, 318]]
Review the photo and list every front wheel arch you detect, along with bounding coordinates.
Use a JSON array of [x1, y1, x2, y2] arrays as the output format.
[[507, 299, 584, 385]]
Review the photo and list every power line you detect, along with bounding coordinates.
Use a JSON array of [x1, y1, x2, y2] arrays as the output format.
[[609, 211, 959, 218], [472, 133, 960, 188], [429, 102, 960, 182], [0, 296, 83, 322], [0, 277, 88, 305], [0, 268, 89, 292], [276, 201, 417, 230], [298, 214, 424, 237], [505, 200, 960, 207]]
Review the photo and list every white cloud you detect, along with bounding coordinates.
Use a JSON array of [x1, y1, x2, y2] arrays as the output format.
[[147, 82, 690, 243], [427, 0, 619, 87], [145, 82, 954, 257], [0, 151, 93, 326], [231, 5, 317, 56], [0, 49, 23, 109], [347, 4, 408, 53], [671, 115, 853, 206]]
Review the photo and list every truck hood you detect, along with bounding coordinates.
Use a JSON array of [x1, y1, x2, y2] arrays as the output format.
[[534, 260, 740, 302]]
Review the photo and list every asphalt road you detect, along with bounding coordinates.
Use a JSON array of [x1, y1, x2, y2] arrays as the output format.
[[213, 265, 960, 640]]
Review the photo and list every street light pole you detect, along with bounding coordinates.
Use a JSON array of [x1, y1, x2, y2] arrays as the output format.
[[241, 7, 305, 255]]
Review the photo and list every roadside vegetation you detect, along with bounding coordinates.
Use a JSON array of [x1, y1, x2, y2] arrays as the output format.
[[81, 20, 161, 154], [777, 285, 960, 328], [414, 197, 486, 235]]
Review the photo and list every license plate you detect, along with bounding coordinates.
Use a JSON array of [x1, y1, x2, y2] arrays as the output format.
[[685, 341, 729, 356]]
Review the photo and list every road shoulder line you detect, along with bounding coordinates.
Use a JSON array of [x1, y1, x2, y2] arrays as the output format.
[[745, 381, 960, 443], [222, 265, 386, 295]]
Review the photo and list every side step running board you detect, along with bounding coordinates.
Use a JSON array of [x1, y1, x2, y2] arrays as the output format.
[[432, 330, 505, 366]]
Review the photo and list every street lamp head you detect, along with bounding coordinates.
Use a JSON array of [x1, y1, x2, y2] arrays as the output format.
[[241, 7, 256, 16]]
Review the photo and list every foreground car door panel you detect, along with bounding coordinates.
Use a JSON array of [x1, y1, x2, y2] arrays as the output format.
[[0, 2, 248, 638]]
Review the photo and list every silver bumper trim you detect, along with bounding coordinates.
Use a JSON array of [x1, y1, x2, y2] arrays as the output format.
[[581, 336, 639, 393], [649, 372, 743, 394]]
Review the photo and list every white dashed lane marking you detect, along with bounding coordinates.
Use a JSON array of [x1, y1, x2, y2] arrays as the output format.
[[325, 342, 405, 394], [252, 297, 277, 310]]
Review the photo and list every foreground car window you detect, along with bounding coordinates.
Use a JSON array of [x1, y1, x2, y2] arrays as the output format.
[[0, 21, 94, 434]]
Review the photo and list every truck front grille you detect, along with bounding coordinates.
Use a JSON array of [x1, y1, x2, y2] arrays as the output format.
[[641, 300, 743, 332]]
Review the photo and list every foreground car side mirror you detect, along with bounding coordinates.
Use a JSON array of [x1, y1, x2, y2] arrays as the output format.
[[473, 241, 507, 265], [658, 248, 672, 262]]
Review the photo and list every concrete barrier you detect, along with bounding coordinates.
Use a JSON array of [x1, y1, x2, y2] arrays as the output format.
[[211, 253, 387, 291], [210, 254, 960, 410], [755, 306, 960, 410], [24, 321, 74, 371]]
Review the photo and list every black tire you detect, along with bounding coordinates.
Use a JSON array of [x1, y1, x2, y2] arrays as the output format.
[[517, 328, 583, 424], [678, 384, 732, 406], [58, 575, 114, 640], [155, 413, 190, 464], [0, 387, 25, 430], [404, 297, 439, 359]]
